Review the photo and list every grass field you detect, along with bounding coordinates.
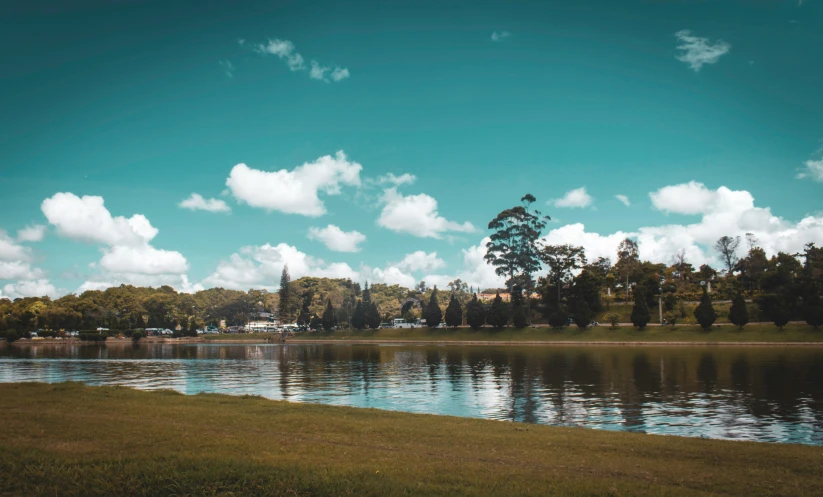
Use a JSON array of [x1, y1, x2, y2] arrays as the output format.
[[204, 323, 823, 343], [1, 382, 820, 496]]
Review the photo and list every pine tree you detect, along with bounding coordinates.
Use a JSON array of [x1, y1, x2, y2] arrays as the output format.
[[278, 265, 294, 324], [322, 298, 336, 331], [487, 293, 509, 328], [729, 291, 749, 329], [366, 301, 381, 329], [694, 287, 717, 331], [425, 287, 442, 328], [297, 291, 312, 327], [445, 294, 462, 328], [466, 294, 485, 330], [351, 301, 366, 330], [188, 318, 198, 336], [362, 281, 371, 303], [630, 288, 650, 329]]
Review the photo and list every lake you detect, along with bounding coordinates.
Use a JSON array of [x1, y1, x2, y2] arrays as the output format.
[[1, 343, 821, 445]]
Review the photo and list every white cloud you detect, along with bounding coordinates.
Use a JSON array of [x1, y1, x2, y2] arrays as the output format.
[[219, 60, 235, 78], [41, 192, 193, 291], [395, 251, 445, 272], [202, 243, 359, 291], [363, 265, 417, 288], [307, 225, 366, 252], [255, 38, 305, 71], [42, 193, 158, 246], [226, 150, 362, 216], [615, 195, 631, 207], [1, 279, 58, 299], [179, 193, 231, 213], [797, 158, 823, 182], [249, 38, 349, 82], [76, 281, 115, 294], [0, 261, 45, 280], [331, 67, 350, 82], [375, 173, 416, 186], [16, 224, 46, 242], [551, 187, 593, 208], [491, 31, 511, 41], [377, 187, 476, 238], [541, 183, 823, 268], [0, 230, 33, 262], [99, 245, 188, 275], [650, 181, 731, 215], [309, 60, 329, 80], [675, 30, 731, 72]]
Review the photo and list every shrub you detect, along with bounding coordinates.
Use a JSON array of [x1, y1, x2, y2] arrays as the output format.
[[728, 292, 749, 329], [548, 308, 567, 329], [663, 311, 678, 326], [694, 288, 717, 331], [132, 331, 144, 342], [572, 301, 593, 329], [486, 294, 509, 328], [604, 313, 620, 330], [511, 302, 528, 329], [4, 330, 19, 343], [79, 333, 108, 342]]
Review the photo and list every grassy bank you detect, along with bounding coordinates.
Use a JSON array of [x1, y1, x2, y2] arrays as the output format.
[[223, 323, 823, 344], [1, 383, 821, 496]]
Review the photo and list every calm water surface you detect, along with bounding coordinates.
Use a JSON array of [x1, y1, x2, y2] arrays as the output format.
[[2, 343, 822, 445]]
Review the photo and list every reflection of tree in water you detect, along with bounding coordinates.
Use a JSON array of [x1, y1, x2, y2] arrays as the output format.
[[539, 352, 570, 424], [696, 353, 718, 392]]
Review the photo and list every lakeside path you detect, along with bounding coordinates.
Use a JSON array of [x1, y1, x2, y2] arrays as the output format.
[[1, 382, 821, 496]]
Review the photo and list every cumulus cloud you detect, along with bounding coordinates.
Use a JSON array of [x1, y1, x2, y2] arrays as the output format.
[[0, 230, 33, 262], [249, 37, 349, 82], [41, 192, 192, 291], [179, 193, 231, 213], [202, 243, 359, 291], [377, 187, 476, 238], [542, 182, 823, 268], [0, 261, 45, 280], [226, 151, 362, 216], [491, 31, 511, 41], [551, 187, 593, 208], [307, 225, 366, 252], [395, 251, 445, 272], [1, 279, 58, 299], [331, 67, 350, 82], [16, 224, 46, 242], [675, 30, 731, 72], [615, 195, 631, 207], [797, 158, 823, 182]]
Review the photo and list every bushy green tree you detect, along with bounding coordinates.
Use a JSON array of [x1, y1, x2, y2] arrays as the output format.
[[728, 291, 749, 329], [548, 307, 567, 329], [510, 286, 528, 329], [131, 330, 144, 342], [322, 299, 336, 331], [4, 330, 19, 343], [309, 315, 322, 330], [297, 291, 312, 327], [425, 288, 442, 328], [366, 302, 381, 329], [804, 287, 823, 329], [757, 294, 792, 330], [605, 313, 620, 330], [630, 288, 650, 329], [351, 301, 366, 330], [694, 287, 717, 330], [445, 294, 462, 328], [572, 300, 593, 329], [486, 293, 509, 328], [466, 294, 485, 330]]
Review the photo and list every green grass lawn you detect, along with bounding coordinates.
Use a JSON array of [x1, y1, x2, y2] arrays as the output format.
[[1, 382, 820, 496], [275, 323, 823, 343]]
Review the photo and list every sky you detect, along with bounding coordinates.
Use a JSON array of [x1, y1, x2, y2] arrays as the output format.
[[1, 0, 822, 298]]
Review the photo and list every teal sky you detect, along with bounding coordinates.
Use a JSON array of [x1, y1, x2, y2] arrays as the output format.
[[1, 0, 822, 298]]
